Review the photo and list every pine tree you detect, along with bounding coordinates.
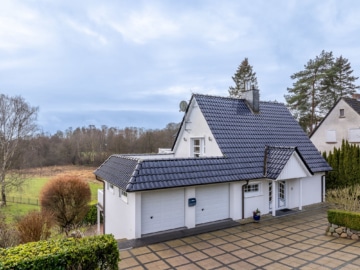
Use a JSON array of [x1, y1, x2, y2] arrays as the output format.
[[285, 50, 334, 133], [228, 58, 258, 98], [321, 55, 359, 111]]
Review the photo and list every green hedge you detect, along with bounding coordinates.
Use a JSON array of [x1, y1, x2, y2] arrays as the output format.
[[328, 209, 360, 231], [0, 234, 119, 270]]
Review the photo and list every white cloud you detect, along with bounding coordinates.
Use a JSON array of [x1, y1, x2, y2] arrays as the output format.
[[0, 1, 54, 52], [63, 17, 108, 45]]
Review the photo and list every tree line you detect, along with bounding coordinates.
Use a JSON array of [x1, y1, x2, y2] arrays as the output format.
[[16, 123, 180, 169]]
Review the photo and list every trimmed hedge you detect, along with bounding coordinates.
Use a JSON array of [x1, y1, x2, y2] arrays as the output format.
[[328, 209, 360, 231], [0, 234, 119, 270]]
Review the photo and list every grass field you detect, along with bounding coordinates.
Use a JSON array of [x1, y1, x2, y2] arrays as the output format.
[[1, 166, 102, 222]]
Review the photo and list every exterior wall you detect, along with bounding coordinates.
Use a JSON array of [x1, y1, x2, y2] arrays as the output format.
[[174, 99, 223, 158], [185, 187, 196, 228], [229, 182, 242, 220], [104, 182, 137, 240], [311, 99, 360, 154], [301, 173, 323, 206], [287, 173, 323, 209], [243, 180, 269, 217]]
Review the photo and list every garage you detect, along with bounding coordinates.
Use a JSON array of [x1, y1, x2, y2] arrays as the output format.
[[141, 188, 185, 235], [195, 183, 230, 225]]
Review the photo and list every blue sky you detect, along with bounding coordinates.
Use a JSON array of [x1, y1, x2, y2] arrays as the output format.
[[1, 0, 360, 134]]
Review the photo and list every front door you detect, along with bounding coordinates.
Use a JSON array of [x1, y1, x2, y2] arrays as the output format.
[[269, 181, 287, 210], [278, 181, 286, 209]]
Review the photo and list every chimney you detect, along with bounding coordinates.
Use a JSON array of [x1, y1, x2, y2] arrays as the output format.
[[243, 85, 260, 113]]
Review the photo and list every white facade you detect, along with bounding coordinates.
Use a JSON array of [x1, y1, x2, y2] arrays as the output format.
[[311, 98, 360, 154], [99, 97, 326, 240]]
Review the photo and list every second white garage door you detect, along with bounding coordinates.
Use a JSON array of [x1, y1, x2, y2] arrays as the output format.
[[196, 184, 230, 225], [141, 188, 185, 235]]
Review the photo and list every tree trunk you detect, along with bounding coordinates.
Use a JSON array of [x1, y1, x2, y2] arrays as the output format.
[[1, 180, 6, 206]]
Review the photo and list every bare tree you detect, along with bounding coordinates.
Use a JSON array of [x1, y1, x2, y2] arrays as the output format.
[[0, 94, 38, 206], [40, 175, 91, 236]]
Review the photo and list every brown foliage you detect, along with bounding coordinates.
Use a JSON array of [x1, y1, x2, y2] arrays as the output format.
[[40, 174, 91, 235], [0, 212, 19, 248], [17, 211, 53, 244]]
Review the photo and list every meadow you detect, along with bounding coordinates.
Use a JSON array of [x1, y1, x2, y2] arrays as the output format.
[[0, 166, 102, 222]]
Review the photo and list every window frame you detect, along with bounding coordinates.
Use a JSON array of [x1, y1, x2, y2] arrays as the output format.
[[191, 137, 205, 157], [244, 183, 261, 197]]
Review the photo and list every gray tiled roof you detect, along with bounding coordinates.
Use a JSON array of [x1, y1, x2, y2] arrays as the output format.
[[94, 94, 331, 191], [343, 97, 360, 115]]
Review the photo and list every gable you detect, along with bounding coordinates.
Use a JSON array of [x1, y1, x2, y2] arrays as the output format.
[[310, 98, 360, 153], [172, 98, 223, 158], [276, 152, 311, 180]]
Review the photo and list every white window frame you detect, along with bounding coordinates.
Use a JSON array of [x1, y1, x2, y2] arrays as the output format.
[[119, 188, 128, 203], [244, 183, 261, 197], [191, 137, 205, 157]]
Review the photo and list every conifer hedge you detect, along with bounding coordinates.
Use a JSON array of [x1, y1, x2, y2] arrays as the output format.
[[0, 234, 119, 270], [323, 140, 360, 189]]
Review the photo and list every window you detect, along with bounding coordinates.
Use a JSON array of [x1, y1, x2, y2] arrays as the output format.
[[244, 184, 259, 193], [326, 130, 336, 143], [119, 188, 128, 203], [349, 128, 360, 143], [191, 138, 205, 157], [340, 109, 345, 118]]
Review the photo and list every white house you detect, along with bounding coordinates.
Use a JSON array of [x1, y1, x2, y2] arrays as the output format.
[[95, 90, 331, 240], [310, 97, 360, 154]]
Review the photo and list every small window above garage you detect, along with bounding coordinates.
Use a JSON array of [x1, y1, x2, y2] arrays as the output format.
[[339, 109, 345, 118]]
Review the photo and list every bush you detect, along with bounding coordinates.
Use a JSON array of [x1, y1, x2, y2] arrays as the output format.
[[17, 211, 53, 244], [40, 174, 91, 235], [0, 234, 119, 269], [328, 209, 360, 231], [83, 203, 103, 225], [326, 185, 360, 212], [0, 213, 19, 248]]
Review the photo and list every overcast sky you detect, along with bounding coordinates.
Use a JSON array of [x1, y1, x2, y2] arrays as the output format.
[[1, 0, 360, 134]]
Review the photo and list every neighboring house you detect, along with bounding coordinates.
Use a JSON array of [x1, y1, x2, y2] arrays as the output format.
[[310, 97, 360, 154], [94, 90, 331, 240]]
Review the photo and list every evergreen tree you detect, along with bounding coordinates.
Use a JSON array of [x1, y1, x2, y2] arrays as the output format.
[[321, 55, 359, 111], [228, 58, 258, 98], [285, 50, 333, 133]]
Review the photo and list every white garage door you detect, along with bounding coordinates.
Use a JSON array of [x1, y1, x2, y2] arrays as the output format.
[[196, 184, 229, 225], [141, 188, 185, 235]]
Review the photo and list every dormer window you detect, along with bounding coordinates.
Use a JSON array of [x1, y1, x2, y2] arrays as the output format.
[[340, 109, 345, 118], [191, 138, 205, 157]]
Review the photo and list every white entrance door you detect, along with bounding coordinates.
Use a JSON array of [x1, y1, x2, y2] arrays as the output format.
[[195, 184, 229, 225], [141, 189, 185, 235], [278, 181, 286, 209], [269, 181, 287, 210]]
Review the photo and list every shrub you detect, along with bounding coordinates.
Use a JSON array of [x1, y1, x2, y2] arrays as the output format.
[[17, 210, 53, 244], [83, 203, 103, 225], [40, 174, 91, 235], [328, 209, 360, 231], [326, 185, 360, 212], [0, 213, 19, 248], [0, 234, 120, 269]]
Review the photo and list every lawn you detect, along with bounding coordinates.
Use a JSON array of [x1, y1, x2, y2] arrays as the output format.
[[1, 166, 102, 221]]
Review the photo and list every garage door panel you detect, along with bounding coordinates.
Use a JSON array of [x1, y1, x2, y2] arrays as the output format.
[[141, 189, 185, 235], [196, 184, 229, 225]]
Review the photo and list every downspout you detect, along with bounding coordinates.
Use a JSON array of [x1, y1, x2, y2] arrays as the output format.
[[242, 180, 249, 219], [321, 174, 326, 202]]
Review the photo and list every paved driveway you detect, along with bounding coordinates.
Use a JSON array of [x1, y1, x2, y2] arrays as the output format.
[[119, 204, 360, 269]]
